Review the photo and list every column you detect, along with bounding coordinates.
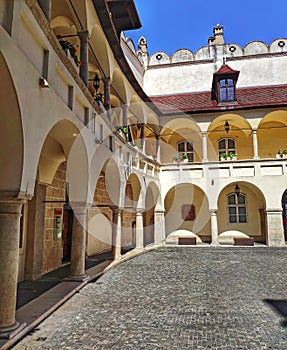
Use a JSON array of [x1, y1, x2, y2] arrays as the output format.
[[122, 104, 128, 127], [0, 199, 26, 338], [68, 204, 88, 281], [266, 209, 285, 246], [112, 208, 122, 259], [103, 77, 111, 120], [154, 210, 165, 244], [156, 135, 161, 162], [140, 125, 145, 154], [210, 209, 219, 245], [38, 0, 51, 21], [202, 132, 208, 162], [78, 31, 89, 86], [136, 210, 144, 249], [252, 129, 259, 159]]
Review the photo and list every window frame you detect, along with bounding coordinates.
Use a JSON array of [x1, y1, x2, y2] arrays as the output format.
[[227, 192, 247, 224], [218, 138, 236, 158], [218, 78, 235, 102], [177, 141, 194, 162]]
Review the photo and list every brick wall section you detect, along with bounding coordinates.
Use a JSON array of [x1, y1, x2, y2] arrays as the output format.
[[42, 162, 66, 274]]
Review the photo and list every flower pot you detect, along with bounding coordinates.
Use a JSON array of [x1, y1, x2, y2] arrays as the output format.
[[276, 154, 283, 159]]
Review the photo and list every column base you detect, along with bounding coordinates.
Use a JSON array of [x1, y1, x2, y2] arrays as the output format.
[[210, 242, 220, 246], [0, 322, 26, 339], [64, 274, 90, 282]]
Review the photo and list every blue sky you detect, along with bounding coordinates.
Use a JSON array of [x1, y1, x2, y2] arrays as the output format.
[[126, 0, 287, 56]]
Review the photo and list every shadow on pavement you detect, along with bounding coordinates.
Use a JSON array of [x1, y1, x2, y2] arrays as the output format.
[[264, 299, 287, 327]]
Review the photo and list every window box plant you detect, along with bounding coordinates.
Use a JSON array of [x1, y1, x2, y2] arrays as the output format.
[[276, 149, 287, 159], [220, 153, 237, 161], [173, 153, 188, 163], [58, 38, 81, 67]]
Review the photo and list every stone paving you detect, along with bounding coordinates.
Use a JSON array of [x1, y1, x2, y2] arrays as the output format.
[[14, 247, 287, 349]]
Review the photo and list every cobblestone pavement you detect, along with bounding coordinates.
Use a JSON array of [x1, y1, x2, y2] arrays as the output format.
[[14, 247, 287, 350]]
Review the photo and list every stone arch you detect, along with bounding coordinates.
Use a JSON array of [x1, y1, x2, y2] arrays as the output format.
[[270, 38, 287, 53], [149, 51, 170, 65], [87, 159, 121, 257], [171, 49, 194, 63], [207, 114, 252, 161], [0, 52, 23, 193], [164, 183, 210, 240], [90, 24, 113, 78], [257, 110, 287, 159], [244, 41, 268, 55], [195, 46, 210, 60], [160, 117, 202, 163], [217, 181, 267, 244], [144, 181, 160, 246]]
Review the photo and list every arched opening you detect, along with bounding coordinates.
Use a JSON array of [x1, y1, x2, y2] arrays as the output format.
[[24, 120, 82, 281], [217, 182, 266, 244], [122, 173, 142, 253], [88, 159, 121, 258], [164, 184, 210, 242], [144, 183, 160, 246]]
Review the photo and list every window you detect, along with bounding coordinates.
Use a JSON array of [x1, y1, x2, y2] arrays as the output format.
[[219, 78, 235, 102], [218, 138, 236, 158], [228, 193, 247, 223], [177, 141, 194, 162]]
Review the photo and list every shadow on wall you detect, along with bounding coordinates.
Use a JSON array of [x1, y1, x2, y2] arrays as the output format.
[[264, 299, 287, 327]]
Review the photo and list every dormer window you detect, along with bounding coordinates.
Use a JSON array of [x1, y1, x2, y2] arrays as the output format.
[[212, 64, 239, 104], [219, 78, 235, 102]]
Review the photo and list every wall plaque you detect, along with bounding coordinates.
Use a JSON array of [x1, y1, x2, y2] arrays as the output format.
[[181, 204, 195, 221]]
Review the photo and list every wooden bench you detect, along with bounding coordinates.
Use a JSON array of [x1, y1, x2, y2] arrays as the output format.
[[178, 237, 196, 245], [234, 237, 254, 246]]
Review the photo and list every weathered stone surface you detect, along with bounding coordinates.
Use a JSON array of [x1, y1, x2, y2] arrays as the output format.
[[14, 247, 287, 349]]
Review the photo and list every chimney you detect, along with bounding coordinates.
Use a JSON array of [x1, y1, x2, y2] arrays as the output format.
[[213, 24, 224, 45]]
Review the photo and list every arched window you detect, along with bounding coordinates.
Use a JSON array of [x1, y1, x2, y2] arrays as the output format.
[[218, 138, 236, 158], [228, 193, 247, 223], [177, 141, 194, 162]]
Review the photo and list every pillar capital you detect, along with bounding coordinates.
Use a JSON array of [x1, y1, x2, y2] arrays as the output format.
[[77, 30, 89, 42]]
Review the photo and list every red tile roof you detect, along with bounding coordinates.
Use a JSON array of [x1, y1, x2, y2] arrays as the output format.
[[150, 85, 287, 115], [215, 64, 239, 75]]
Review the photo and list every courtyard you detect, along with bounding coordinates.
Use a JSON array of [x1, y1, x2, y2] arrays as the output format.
[[13, 247, 287, 349]]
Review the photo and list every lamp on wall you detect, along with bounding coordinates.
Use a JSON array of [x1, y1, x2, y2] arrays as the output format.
[[89, 73, 100, 92], [224, 121, 230, 133], [235, 184, 240, 196]]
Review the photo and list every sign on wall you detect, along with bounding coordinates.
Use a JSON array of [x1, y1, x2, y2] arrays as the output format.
[[181, 204, 195, 221], [54, 208, 63, 240]]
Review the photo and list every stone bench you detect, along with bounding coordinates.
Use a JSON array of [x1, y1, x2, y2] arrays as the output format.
[[178, 237, 196, 245], [234, 237, 254, 246]]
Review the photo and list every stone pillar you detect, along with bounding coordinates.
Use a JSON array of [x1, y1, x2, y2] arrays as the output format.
[[156, 135, 160, 162], [210, 209, 219, 245], [25, 183, 46, 280], [69, 204, 88, 281], [252, 129, 260, 159], [202, 132, 208, 162], [78, 31, 89, 86], [122, 104, 128, 127], [103, 77, 111, 120], [112, 208, 122, 259], [266, 209, 285, 246], [0, 199, 26, 338], [136, 210, 144, 249], [140, 125, 145, 154], [38, 0, 51, 21], [154, 210, 165, 244]]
